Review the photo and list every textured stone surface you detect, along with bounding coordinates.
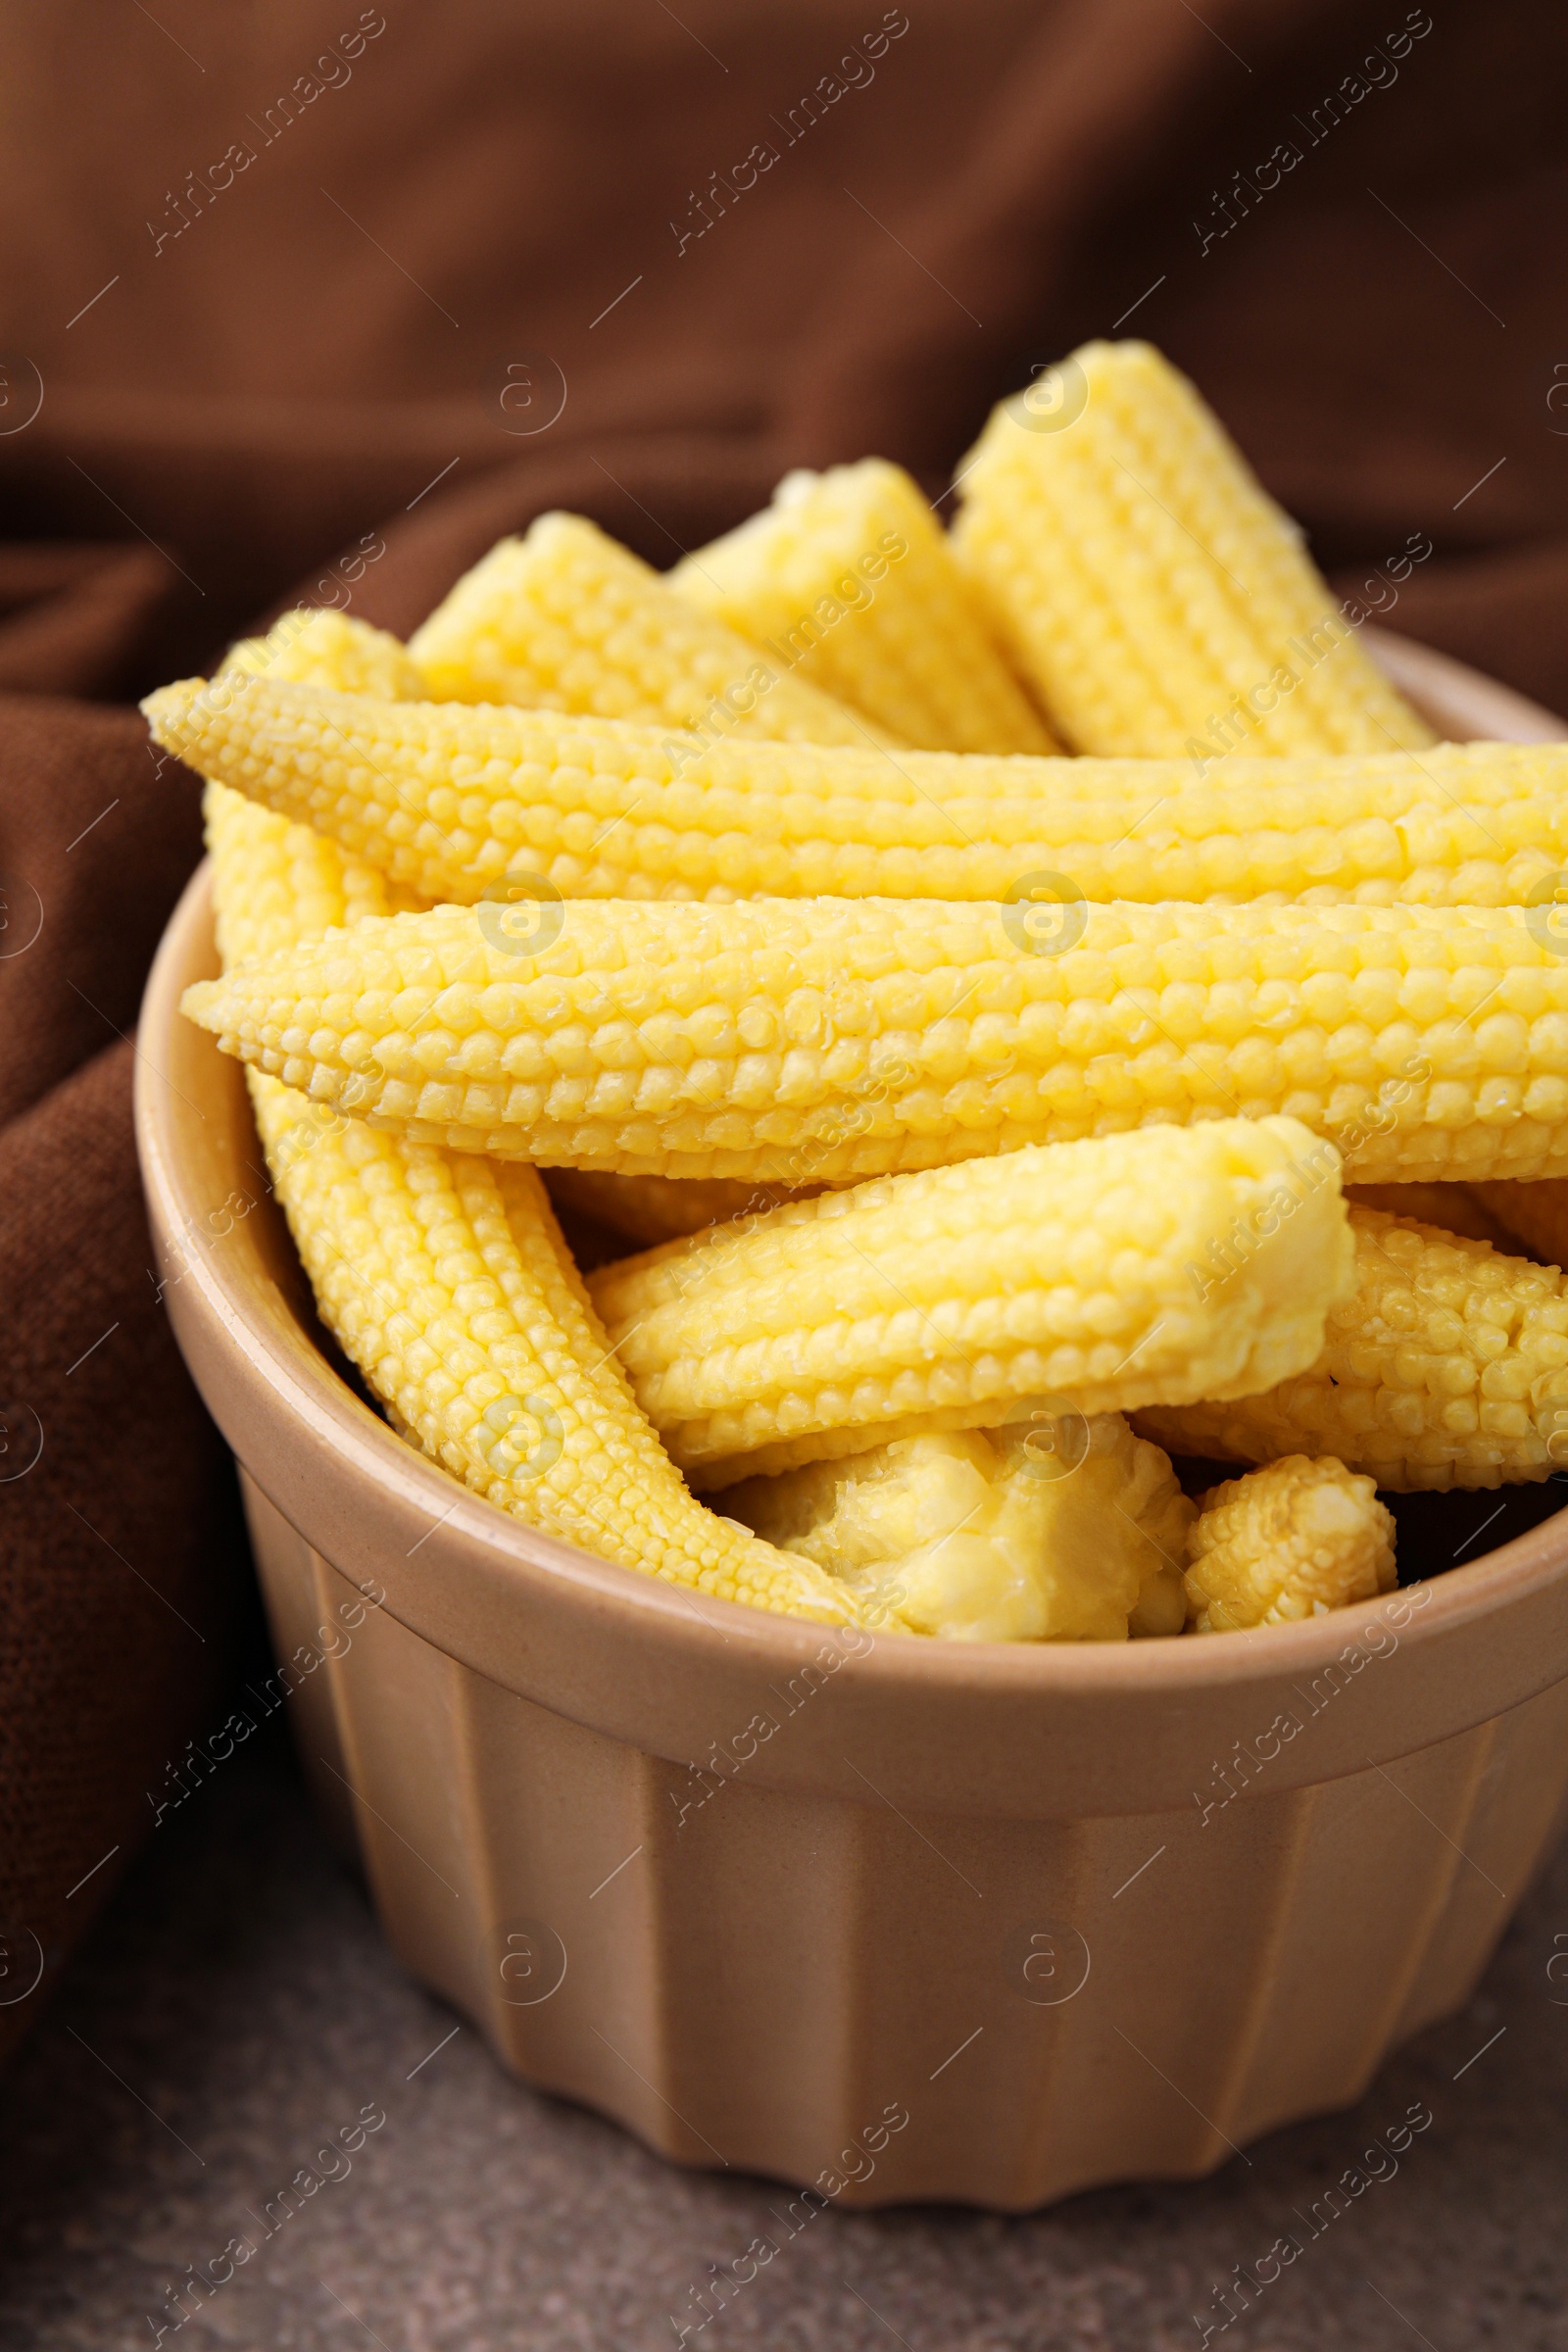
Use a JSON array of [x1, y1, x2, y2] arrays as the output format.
[[1, 1723, 1564, 2351]]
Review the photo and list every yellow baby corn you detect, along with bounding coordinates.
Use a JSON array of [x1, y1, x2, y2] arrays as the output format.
[[669, 462, 1055, 754], [254, 1099, 863, 1621], [202, 612, 430, 960], [583, 1118, 1353, 1485], [952, 339, 1436, 759], [1470, 1180, 1568, 1268], [224, 607, 426, 701], [181, 897, 1568, 1187], [204, 670, 860, 1630], [542, 1170, 813, 1248], [204, 781, 397, 968], [407, 514, 888, 747], [1140, 1207, 1568, 1491], [1184, 1456, 1396, 1632], [143, 671, 1568, 910], [205, 612, 432, 962], [725, 1418, 1194, 1642]]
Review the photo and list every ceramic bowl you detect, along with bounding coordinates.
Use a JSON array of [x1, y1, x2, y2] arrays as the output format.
[[135, 632, 1568, 2207]]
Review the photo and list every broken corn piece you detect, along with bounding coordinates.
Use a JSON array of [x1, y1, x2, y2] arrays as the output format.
[[1185, 1455, 1396, 1632], [726, 1417, 1194, 1642]]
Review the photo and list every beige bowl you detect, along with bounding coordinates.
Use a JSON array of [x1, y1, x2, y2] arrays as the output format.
[[135, 635, 1568, 2209]]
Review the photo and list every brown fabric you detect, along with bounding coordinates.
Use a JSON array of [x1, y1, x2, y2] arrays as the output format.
[[0, 547, 179, 703], [4, 1, 1566, 701], [1, 0, 1565, 2053], [0, 693, 217, 1128], [0, 652, 242, 2059], [0, 1044, 236, 2068]]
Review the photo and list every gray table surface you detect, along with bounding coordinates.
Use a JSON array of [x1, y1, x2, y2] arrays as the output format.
[[2, 1722, 1564, 2352]]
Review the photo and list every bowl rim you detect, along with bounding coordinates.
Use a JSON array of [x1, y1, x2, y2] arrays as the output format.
[[131, 633, 1568, 1765]]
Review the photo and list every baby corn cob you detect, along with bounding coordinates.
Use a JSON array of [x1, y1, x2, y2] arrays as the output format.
[[542, 1170, 815, 1248], [224, 607, 426, 701], [206, 612, 432, 962], [204, 615, 433, 964], [1184, 1456, 1396, 1632], [725, 1419, 1194, 1642], [254, 1102, 863, 1621], [180, 897, 1568, 1187], [204, 657, 860, 1629], [582, 1118, 1353, 1485], [407, 514, 890, 747], [205, 779, 396, 967], [142, 671, 1568, 910], [1139, 1206, 1568, 1491], [952, 339, 1436, 759], [1469, 1180, 1568, 1268], [669, 462, 1056, 754], [205, 612, 434, 959], [1345, 1182, 1517, 1249]]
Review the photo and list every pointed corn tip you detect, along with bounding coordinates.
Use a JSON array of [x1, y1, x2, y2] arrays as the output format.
[[178, 978, 223, 1031], [140, 675, 205, 714], [140, 676, 210, 747]]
